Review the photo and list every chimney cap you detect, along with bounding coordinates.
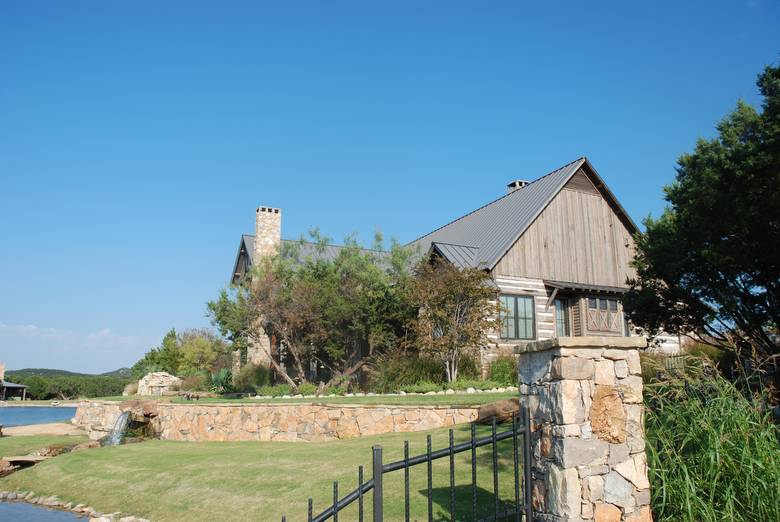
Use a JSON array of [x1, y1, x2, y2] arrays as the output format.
[[257, 206, 281, 214], [507, 180, 530, 193]]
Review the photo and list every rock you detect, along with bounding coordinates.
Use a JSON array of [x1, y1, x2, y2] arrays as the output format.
[[583, 475, 604, 502], [618, 376, 644, 404], [553, 437, 608, 468], [614, 360, 629, 379], [614, 453, 650, 489], [626, 350, 642, 375], [476, 398, 520, 424], [551, 357, 595, 380], [398, 390, 406, 395], [552, 380, 586, 424], [595, 360, 616, 386], [625, 506, 653, 522], [137, 372, 181, 396], [593, 502, 622, 522], [532, 479, 546, 511], [466, 387, 476, 394], [608, 443, 630, 465], [547, 465, 580, 517], [604, 471, 634, 509], [633, 488, 651, 506], [590, 386, 627, 443], [445, 389, 455, 395]]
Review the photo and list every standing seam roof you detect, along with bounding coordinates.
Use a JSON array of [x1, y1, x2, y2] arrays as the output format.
[[409, 157, 587, 268]]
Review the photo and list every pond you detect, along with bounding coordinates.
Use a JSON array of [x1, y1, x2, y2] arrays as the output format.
[[0, 406, 77, 427], [0, 502, 81, 521]]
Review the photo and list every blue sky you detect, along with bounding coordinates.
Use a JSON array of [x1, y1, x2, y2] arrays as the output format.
[[1, 1, 778, 373]]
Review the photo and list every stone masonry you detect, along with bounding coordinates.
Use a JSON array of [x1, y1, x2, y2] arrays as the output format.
[[517, 337, 652, 522], [73, 400, 479, 442]]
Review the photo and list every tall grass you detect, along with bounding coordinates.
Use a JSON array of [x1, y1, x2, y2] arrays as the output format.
[[644, 358, 780, 522]]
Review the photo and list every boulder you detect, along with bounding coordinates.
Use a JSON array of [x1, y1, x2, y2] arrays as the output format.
[[477, 398, 520, 424], [137, 372, 182, 396]]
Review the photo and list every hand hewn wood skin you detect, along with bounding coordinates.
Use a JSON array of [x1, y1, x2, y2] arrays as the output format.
[[493, 169, 636, 289]]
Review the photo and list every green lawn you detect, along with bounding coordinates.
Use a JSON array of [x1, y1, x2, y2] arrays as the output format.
[[0, 425, 525, 521], [0, 435, 87, 458]]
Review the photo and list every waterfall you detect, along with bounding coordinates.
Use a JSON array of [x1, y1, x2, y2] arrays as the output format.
[[103, 411, 131, 446]]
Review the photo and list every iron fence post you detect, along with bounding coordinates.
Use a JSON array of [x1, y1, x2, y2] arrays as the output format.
[[372, 445, 383, 522], [522, 406, 533, 522]]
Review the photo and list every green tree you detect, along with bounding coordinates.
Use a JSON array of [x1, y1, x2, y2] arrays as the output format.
[[407, 256, 499, 383], [208, 230, 415, 391], [624, 64, 780, 395], [178, 329, 230, 375]]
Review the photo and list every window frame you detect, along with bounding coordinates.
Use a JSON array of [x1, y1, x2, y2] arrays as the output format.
[[554, 298, 570, 337], [499, 294, 536, 341]]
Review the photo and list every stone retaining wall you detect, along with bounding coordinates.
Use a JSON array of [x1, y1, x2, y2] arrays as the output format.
[[73, 401, 479, 442], [517, 336, 652, 522]]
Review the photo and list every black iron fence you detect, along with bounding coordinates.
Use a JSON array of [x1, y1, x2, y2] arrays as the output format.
[[281, 406, 533, 522]]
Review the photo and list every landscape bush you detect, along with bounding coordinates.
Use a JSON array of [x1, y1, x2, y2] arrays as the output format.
[[207, 368, 234, 393], [297, 383, 318, 396], [179, 374, 208, 392], [645, 359, 780, 522], [367, 350, 481, 392], [256, 384, 293, 397], [399, 381, 442, 394], [487, 356, 517, 386], [233, 363, 273, 393]]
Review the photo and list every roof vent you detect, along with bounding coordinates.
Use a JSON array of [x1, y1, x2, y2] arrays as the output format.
[[507, 180, 529, 193]]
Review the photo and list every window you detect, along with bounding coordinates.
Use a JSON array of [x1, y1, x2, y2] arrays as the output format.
[[586, 297, 622, 333], [554, 298, 570, 337], [500, 295, 535, 340]]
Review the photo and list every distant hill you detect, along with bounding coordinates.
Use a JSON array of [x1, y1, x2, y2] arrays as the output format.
[[8, 367, 133, 379]]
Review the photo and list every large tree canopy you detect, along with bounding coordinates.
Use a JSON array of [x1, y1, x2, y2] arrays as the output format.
[[624, 64, 780, 372], [208, 231, 415, 391]]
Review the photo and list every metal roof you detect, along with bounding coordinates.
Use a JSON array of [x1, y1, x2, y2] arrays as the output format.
[[234, 235, 391, 281], [1, 380, 27, 388], [429, 242, 480, 269], [409, 157, 639, 270], [409, 157, 587, 269], [544, 280, 628, 295], [232, 156, 639, 277]]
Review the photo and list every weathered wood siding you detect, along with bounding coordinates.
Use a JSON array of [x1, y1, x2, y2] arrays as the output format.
[[493, 180, 636, 287], [480, 275, 557, 375]]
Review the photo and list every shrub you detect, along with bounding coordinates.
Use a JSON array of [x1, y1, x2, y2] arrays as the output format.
[[645, 360, 780, 522], [257, 384, 292, 397], [207, 368, 234, 394], [122, 382, 138, 396], [367, 350, 445, 392], [179, 374, 207, 392], [233, 364, 272, 393], [488, 356, 517, 386], [297, 383, 318, 396], [326, 385, 347, 396], [399, 381, 442, 394], [457, 354, 482, 380]]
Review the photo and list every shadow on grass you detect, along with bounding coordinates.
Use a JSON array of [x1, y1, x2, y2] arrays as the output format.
[[421, 484, 522, 522]]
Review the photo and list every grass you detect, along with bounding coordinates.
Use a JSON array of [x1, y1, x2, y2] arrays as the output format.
[[0, 424, 523, 521], [645, 359, 780, 522], [0, 435, 87, 458]]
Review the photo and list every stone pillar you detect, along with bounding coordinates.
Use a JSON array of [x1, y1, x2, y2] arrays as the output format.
[[517, 337, 652, 522], [0, 362, 5, 382]]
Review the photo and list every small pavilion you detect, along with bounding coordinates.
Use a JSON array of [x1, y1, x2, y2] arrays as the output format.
[[0, 362, 27, 401]]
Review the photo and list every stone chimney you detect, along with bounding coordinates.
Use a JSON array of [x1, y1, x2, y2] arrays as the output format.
[[0, 362, 5, 382], [507, 179, 530, 193], [254, 206, 281, 260]]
